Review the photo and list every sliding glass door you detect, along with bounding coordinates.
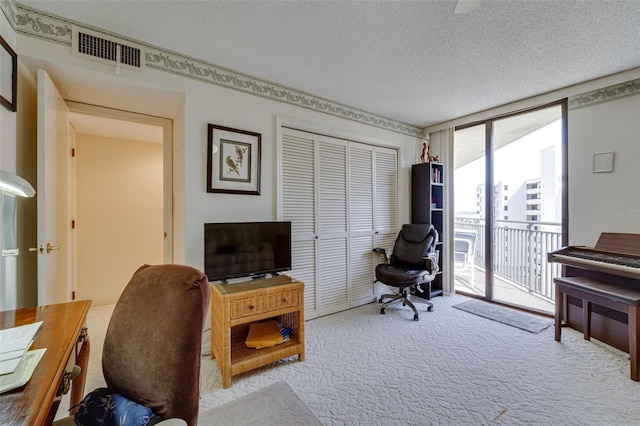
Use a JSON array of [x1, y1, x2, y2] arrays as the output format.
[[452, 123, 486, 297], [453, 101, 567, 314]]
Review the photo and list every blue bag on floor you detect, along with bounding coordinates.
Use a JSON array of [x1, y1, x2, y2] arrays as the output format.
[[74, 388, 164, 426]]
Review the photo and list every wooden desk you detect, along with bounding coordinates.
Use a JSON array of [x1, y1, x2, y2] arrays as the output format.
[[0, 300, 91, 425], [210, 276, 304, 388]]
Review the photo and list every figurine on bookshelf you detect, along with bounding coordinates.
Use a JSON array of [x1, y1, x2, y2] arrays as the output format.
[[420, 140, 439, 164]]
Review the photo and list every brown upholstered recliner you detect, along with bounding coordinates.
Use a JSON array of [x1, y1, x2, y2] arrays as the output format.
[[56, 264, 210, 426]]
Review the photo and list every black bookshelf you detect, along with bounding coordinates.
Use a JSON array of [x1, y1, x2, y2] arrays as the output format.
[[411, 162, 444, 299]]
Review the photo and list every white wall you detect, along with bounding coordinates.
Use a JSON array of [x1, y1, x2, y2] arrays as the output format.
[[0, 11, 13, 309], [568, 94, 640, 245], [180, 83, 418, 272], [14, 35, 420, 288], [14, 60, 38, 307], [9, 10, 639, 307], [75, 134, 164, 305], [0, 11, 37, 308], [0, 11, 16, 172]]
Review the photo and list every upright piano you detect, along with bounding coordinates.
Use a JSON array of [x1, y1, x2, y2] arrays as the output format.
[[548, 232, 640, 380]]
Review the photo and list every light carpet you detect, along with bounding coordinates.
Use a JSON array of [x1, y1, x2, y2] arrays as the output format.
[[198, 381, 321, 425], [57, 294, 640, 425], [452, 299, 553, 333]]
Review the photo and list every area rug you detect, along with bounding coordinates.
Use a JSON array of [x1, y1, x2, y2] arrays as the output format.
[[453, 299, 553, 333], [197, 381, 322, 425]]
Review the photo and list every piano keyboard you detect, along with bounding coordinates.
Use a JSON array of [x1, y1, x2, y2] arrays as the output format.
[[565, 250, 640, 268], [551, 252, 640, 276]]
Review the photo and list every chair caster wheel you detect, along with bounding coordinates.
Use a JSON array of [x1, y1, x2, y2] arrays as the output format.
[[402, 302, 406, 306], [427, 306, 434, 312], [380, 308, 386, 314], [413, 314, 419, 321], [378, 297, 384, 303]]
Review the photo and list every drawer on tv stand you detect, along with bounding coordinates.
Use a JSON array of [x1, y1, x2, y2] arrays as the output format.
[[230, 290, 301, 320]]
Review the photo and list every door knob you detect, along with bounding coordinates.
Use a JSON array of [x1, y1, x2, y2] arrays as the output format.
[[46, 243, 60, 254]]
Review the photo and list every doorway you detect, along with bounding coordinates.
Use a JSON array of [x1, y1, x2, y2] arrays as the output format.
[[453, 101, 567, 314], [68, 104, 173, 305]]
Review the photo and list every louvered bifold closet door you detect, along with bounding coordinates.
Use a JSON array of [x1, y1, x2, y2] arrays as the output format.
[[349, 145, 376, 307], [281, 131, 318, 319], [280, 126, 400, 318], [317, 137, 349, 316], [373, 147, 399, 295]]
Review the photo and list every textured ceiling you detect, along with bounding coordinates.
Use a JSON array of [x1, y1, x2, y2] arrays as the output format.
[[18, 0, 640, 129]]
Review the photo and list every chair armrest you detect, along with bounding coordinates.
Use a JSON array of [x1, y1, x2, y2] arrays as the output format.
[[423, 252, 439, 274], [372, 247, 389, 263]]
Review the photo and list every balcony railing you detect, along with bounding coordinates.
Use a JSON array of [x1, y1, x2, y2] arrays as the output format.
[[454, 217, 562, 301]]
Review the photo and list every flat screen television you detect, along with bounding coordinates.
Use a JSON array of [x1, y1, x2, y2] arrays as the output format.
[[204, 221, 292, 282]]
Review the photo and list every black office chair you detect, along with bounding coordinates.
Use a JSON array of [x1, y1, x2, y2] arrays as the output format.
[[373, 224, 439, 321]]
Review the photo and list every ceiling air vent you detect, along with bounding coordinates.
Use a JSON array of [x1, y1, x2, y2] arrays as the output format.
[[72, 27, 145, 71]]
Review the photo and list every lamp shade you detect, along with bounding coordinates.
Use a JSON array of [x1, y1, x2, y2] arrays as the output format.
[[0, 169, 36, 198]]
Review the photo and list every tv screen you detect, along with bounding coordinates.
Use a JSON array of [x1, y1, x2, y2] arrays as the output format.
[[204, 221, 292, 282]]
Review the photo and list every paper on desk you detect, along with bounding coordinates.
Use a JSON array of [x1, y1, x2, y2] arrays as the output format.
[[0, 321, 42, 354], [0, 348, 47, 393], [0, 339, 35, 361], [0, 340, 34, 375], [0, 321, 43, 375]]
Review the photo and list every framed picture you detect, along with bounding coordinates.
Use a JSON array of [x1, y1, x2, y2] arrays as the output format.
[[0, 35, 17, 112], [207, 124, 261, 195]]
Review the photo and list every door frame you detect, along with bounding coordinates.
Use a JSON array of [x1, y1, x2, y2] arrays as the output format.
[[452, 99, 568, 306], [65, 102, 174, 297]]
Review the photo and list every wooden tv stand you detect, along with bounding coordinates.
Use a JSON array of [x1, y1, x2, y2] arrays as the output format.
[[210, 275, 305, 388]]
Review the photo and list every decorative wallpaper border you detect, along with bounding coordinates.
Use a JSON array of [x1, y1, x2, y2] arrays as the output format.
[[569, 78, 640, 110], [7, 2, 424, 138]]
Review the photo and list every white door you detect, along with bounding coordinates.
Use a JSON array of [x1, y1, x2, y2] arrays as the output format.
[[316, 137, 349, 316], [281, 130, 318, 318], [350, 145, 399, 304], [349, 144, 375, 307], [373, 147, 399, 296], [281, 126, 399, 318], [35, 69, 71, 305], [373, 147, 398, 244]]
